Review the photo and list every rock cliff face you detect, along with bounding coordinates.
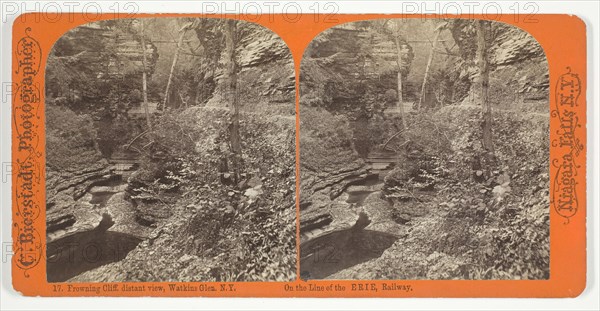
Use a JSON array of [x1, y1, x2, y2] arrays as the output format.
[[301, 19, 549, 115], [490, 24, 549, 100], [45, 20, 160, 243], [299, 19, 550, 279], [47, 20, 158, 102], [301, 25, 403, 115], [236, 23, 295, 103], [45, 104, 111, 242], [202, 22, 295, 108], [45, 19, 297, 282], [449, 20, 549, 102]]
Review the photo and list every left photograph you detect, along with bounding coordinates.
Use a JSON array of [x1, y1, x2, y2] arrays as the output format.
[[44, 18, 296, 282]]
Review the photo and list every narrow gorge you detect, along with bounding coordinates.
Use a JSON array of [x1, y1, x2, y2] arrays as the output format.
[[45, 18, 297, 282], [299, 20, 550, 280]]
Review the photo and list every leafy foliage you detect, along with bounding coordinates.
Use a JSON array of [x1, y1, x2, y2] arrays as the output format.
[[300, 107, 357, 173], [46, 105, 104, 171], [45, 18, 297, 282], [124, 106, 296, 281], [300, 19, 549, 280]]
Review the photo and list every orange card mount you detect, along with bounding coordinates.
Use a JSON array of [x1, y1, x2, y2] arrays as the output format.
[[12, 13, 586, 297]]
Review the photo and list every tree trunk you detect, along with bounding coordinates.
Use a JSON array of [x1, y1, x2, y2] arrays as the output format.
[[140, 19, 152, 130], [476, 20, 494, 155], [394, 37, 407, 130], [418, 24, 443, 110], [162, 24, 190, 109], [225, 19, 242, 183]]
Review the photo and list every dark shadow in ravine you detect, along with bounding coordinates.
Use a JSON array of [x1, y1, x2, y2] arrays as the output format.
[[300, 229, 398, 280], [89, 191, 117, 207], [46, 214, 141, 282]]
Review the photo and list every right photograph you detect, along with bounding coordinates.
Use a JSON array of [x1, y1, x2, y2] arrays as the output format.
[[299, 18, 550, 280]]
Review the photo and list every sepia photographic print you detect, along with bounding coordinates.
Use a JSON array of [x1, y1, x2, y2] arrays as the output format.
[[44, 18, 297, 282], [299, 19, 550, 280], [8, 4, 591, 300]]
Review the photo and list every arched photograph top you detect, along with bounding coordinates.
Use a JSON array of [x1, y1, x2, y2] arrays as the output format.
[[44, 17, 296, 283], [299, 19, 549, 281]]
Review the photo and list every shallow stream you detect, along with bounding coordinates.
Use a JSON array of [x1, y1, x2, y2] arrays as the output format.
[[300, 151, 400, 279], [46, 213, 141, 282]]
